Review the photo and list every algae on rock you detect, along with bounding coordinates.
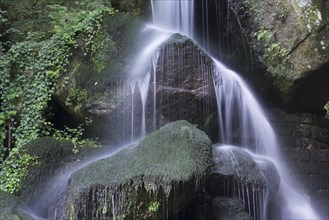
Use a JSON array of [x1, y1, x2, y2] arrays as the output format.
[[50, 120, 213, 219]]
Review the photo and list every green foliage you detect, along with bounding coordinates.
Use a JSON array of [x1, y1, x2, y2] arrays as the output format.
[[0, 150, 39, 194], [256, 27, 291, 92], [52, 125, 99, 153], [148, 200, 160, 212], [0, 2, 115, 194], [65, 86, 88, 108]]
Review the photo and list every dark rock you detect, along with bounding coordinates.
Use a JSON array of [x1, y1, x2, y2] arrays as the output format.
[[54, 12, 219, 144], [49, 120, 213, 219], [151, 37, 218, 141], [207, 145, 280, 196], [268, 108, 329, 219], [110, 0, 151, 19], [210, 197, 252, 220]]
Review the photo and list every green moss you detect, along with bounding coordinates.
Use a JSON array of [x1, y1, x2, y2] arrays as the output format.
[[58, 121, 212, 218], [148, 200, 160, 212], [256, 27, 292, 92], [91, 33, 118, 72]]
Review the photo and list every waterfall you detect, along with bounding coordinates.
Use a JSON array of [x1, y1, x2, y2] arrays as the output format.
[[151, 0, 194, 37], [128, 27, 171, 141], [151, 0, 319, 219], [22, 1, 320, 219]]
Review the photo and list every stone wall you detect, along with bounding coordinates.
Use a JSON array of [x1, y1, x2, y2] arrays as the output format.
[[268, 109, 329, 218]]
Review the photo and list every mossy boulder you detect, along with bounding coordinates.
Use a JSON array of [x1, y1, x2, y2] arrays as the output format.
[[228, 0, 329, 113], [0, 191, 32, 220], [50, 120, 213, 219]]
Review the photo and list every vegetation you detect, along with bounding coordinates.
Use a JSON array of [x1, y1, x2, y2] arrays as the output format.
[[0, 1, 115, 194], [256, 27, 291, 92]]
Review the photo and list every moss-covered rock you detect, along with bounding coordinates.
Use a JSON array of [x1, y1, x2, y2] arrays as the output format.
[[228, 0, 329, 113], [50, 120, 213, 219], [53, 12, 164, 144], [110, 0, 151, 19]]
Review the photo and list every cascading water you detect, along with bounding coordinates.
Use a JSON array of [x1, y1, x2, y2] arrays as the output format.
[[23, 1, 321, 219], [151, 0, 319, 219], [151, 0, 194, 37]]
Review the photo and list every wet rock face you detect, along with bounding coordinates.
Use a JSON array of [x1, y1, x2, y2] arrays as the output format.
[[150, 37, 218, 141], [226, 0, 329, 112], [205, 145, 280, 220], [207, 145, 280, 197], [211, 197, 253, 220], [49, 121, 213, 219], [54, 12, 220, 144]]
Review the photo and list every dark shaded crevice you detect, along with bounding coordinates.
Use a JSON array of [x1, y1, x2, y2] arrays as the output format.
[[47, 97, 81, 131], [285, 61, 329, 114]]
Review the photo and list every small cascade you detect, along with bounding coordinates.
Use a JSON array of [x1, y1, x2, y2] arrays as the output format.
[[212, 61, 319, 219], [151, 0, 194, 37], [213, 144, 275, 220], [137, 73, 151, 138], [212, 60, 278, 154], [128, 28, 170, 141], [129, 81, 136, 143]]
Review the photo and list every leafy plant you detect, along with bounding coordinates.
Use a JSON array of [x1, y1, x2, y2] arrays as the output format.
[[0, 150, 39, 194], [0, 2, 115, 193], [52, 125, 99, 153], [148, 200, 160, 213], [256, 27, 290, 91]]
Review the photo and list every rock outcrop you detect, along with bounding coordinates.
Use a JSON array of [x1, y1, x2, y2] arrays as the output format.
[[53, 12, 219, 144], [207, 145, 280, 195], [227, 0, 329, 113], [49, 120, 213, 219]]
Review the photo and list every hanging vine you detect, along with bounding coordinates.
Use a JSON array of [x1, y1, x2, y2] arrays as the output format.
[[0, 3, 115, 194]]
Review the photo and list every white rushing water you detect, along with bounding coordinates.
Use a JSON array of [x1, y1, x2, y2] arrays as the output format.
[[128, 27, 170, 141], [151, 0, 319, 219], [151, 0, 194, 37]]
